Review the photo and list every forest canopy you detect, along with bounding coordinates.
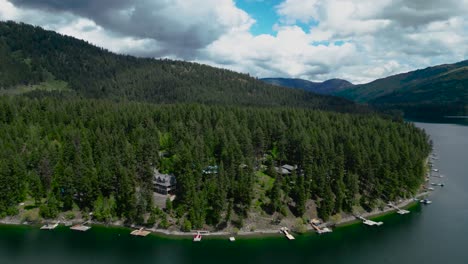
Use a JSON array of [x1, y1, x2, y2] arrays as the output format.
[[0, 96, 431, 226]]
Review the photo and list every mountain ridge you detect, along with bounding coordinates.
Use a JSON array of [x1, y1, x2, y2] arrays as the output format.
[[335, 60, 468, 117], [0, 21, 368, 114], [261, 77, 354, 95]]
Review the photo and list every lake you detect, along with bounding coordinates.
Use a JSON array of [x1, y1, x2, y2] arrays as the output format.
[[0, 122, 467, 264]]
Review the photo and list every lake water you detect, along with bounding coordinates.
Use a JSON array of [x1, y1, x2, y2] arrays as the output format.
[[0, 122, 467, 264]]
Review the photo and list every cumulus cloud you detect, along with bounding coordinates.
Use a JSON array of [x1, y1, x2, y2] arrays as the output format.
[[201, 25, 357, 80], [1, 0, 468, 83], [275, 0, 468, 82], [9, 0, 254, 58]]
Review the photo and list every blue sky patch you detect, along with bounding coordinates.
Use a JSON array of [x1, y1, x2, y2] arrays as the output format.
[[236, 0, 282, 35]]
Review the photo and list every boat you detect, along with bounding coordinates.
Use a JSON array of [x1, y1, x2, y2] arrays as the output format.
[[193, 232, 202, 242], [420, 199, 432, 204], [229, 237, 236, 242]]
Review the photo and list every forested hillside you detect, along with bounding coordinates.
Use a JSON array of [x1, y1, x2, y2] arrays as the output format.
[[262, 78, 354, 95], [0, 21, 365, 113], [0, 96, 431, 227], [335, 61, 468, 117]]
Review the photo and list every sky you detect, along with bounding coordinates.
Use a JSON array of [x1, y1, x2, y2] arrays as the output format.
[[1, 0, 468, 83]]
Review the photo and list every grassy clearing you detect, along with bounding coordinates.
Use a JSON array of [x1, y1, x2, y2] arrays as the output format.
[[0, 80, 69, 95]]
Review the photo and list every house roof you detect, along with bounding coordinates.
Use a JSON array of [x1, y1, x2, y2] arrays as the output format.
[[282, 164, 296, 171], [153, 169, 176, 187], [275, 167, 291, 175], [202, 165, 219, 174]]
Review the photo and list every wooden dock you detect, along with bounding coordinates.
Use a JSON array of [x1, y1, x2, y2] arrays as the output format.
[[309, 219, 332, 234], [280, 227, 295, 240], [388, 203, 410, 215], [357, 216, 383, 226], [40, 222, 59, 230], [130, 228, 151, 237], [70, 224, 91, 232]]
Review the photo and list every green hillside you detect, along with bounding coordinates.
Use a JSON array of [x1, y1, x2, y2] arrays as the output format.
[[261, 78, 354, 95], [0, 21, 365, 113], [0, 21, 431, 228], [335, 61, 468, 117]]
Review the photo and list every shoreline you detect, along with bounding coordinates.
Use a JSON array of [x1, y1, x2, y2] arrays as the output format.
[[0, 154, 432, 239], [0, 192, 428, 239]]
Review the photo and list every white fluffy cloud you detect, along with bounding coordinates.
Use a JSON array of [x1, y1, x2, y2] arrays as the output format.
[[1, 0, 468, 83], [201, 25, 357, 79], [274, 0, 468, 82]]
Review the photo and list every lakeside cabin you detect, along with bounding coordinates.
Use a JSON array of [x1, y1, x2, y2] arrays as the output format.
[[153, 169, 177, 195]]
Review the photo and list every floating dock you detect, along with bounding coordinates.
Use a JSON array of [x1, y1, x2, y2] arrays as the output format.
[[280, 227, 295, 240], [70, 224, 91, 232], [40, 222, 59, 230], [310, 219, 332, 234], [357, 216, 383, 226], [387, 204, 410, 215], [130, 228, 151, 237]]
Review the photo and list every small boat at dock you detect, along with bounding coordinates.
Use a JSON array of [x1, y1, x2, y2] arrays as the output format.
[[420, 199, 432, 204], [193, 232, 202, 242]]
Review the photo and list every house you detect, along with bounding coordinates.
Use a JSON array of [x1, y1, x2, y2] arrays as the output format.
[[275, 164, 297, 175], [202, 165, 219, 175], [153, 169, 176, 195]]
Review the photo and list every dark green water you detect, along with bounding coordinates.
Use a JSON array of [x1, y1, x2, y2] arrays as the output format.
[[1, 122, 467, 264]]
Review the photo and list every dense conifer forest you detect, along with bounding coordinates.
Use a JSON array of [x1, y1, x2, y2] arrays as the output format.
[[0, 21, 432, 230], [0, 96, 431, 228], [0, 21, 367, 113]]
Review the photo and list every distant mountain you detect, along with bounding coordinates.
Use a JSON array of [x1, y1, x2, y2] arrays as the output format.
[[334, 61, 468, 118], [0, 21, 369, 113], [261, 78, 354, 95]]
